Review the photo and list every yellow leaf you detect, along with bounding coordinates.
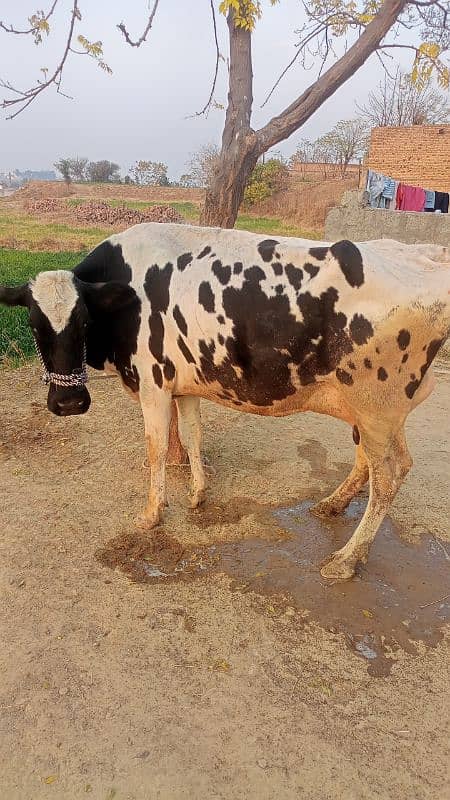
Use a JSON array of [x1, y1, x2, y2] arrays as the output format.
[[44, 775, 57, 784], [211, 659, 230, 672], [362, 609, 373, 619]]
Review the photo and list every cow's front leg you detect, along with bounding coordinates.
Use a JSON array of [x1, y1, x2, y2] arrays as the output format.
[[176, 396, 206, 508], [311, 444, 369, 517], [135, 384, 172, 530], [321, 426, 412, 580]]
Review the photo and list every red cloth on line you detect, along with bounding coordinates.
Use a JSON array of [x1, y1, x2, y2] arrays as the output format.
[[396, 183, 426, 212]]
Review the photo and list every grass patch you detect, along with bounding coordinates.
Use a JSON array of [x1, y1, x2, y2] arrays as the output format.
[[0, 250, 85, 365], [235, 214, 321, 239], [0, 211, 110, 252]]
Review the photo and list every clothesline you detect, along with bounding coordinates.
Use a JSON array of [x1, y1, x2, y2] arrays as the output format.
[[366, 170, 449, 214]]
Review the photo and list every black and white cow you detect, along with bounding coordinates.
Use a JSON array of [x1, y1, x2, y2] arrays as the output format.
[[1, 223, 449, 580]]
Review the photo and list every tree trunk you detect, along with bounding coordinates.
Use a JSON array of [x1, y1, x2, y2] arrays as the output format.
[[200, 9, 257, 229]]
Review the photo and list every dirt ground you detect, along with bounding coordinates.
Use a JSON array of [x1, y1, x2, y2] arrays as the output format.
[[0, 363, 449, 800]]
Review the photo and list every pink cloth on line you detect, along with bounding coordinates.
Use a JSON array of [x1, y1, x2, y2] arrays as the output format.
[[396, 183, 426, 212]]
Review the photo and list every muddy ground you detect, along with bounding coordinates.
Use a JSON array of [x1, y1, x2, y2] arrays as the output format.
[[0, 364, 449, 800]]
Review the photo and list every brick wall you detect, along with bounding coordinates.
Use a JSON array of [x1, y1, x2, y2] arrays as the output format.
[[368, 125, 450, 192]]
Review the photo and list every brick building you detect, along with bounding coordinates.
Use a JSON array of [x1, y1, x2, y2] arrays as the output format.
[[368, 124, 450, 192]]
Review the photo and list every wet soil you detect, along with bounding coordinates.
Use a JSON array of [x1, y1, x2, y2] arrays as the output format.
[[97, 500, 450, 677], [0, 364, 449, 799]]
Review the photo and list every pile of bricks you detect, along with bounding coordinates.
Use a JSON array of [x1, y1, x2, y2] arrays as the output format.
[[73, 202, 184, 225], [25, 199, 184, 225]]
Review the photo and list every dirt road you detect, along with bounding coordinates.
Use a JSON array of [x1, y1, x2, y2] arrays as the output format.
[[0, 364, 449, 800]]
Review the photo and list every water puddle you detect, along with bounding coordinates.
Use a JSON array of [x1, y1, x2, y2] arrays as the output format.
[[96, 499, 450, 676]]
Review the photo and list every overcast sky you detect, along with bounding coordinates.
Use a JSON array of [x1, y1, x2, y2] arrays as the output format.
[[0, 0, 426, 179]]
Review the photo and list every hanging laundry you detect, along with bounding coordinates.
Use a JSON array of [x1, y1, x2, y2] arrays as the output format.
[[396, 183, 426, 212], [382, 177, 396, 200], [424, 190, 436, 212], [366, 170, 385, 208], [380, 176, 396, 210], [433, 191, 449, 214]]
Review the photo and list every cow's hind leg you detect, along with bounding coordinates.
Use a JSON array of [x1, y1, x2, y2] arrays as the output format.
[[176, 396, 206, 508], [135, 385, 172, 529], [320, 426, 412, 581], [311, 444, 369, 517]]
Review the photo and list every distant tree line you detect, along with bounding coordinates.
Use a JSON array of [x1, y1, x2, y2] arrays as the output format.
[[53, 73, 448, 195]]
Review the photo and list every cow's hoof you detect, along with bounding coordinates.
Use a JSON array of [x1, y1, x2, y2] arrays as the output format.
[[320, 553, 356, 581], [189, 488, 206, 509], [134, 511, 161, 530], [310, 499, 342, 517]]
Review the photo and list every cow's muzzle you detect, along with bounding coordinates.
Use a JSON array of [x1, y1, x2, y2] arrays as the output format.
[[47, 386, 91, 416]]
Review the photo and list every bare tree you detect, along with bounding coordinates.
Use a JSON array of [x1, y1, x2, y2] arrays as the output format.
[[358, 68, 450, 126], [186, 144, 220, 189], [86, 160, 121, 183], [69, 156, 89, 182], [1, 1, 449, 227], [54, 158, 72, 186], [318, 119, 368, 176], [130, 160, 169, 186]]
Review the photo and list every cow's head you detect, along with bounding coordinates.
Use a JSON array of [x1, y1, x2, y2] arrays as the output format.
[[0, 270, 136, 416]]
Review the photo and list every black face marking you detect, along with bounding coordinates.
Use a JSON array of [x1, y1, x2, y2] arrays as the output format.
[[348, 361, 356, 370], [330, 241, 364, 288], [257, 239, 279, 263], [377, 366, 388, 381], [336, 368, 354, 386], [144, 263, 173, 364], [376, 347, 380, 354], [152, 363, 163, 388], [304, 262, 320, 280], [352, 425, 360, 445], [308, 246, 328, 261], [218, 333, 225, 346], [177, 335, 196, 364], [285, 263, 303, 292], [402, 352, 409, 364], [349, 314, 374, 346], [244, 266, 266, 283], [397, 329, 411, 350], [198, 281, 215, 313], [217, 314, 225, 325], [212, 260, 231, 286], [364, 358, 372, 369], [163, 359, 175, 381], [197, 246, 211, 259], [275, 252, 281, 260], [177, 252, 193, 272], [173, 304, 188, 336], [233, 262, 243, 275], [405, 338, 444, 399], [271, 262, 283, 277]]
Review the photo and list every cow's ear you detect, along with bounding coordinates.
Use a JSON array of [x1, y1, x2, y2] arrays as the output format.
[[0, 284, 30, 307], [78, 280, 138, 314]]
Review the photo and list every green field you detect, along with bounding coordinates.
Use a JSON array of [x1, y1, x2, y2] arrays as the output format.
[[0, 250, 85, 365]]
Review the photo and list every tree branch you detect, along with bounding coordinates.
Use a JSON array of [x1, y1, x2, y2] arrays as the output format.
[[0, 1, 59, 38], [117, 0, 160, 48], [256, 0, 410, 153], [193, 0, 221, 117], [1, 1, 80, 119]]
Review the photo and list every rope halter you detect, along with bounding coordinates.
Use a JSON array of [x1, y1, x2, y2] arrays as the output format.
[[34, 339, 88, 388]]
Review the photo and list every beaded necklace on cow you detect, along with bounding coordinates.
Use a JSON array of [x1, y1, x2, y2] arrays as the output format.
[[33, 338, 88, 388]]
